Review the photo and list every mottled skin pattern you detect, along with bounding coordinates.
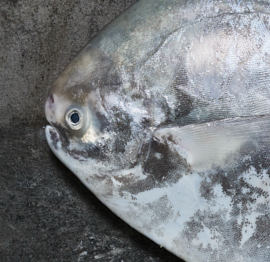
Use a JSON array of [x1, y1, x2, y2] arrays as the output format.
[[45, 0, 270, 261]]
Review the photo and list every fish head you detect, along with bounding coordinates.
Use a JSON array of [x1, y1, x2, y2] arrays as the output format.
[[45, 46, 137, 198]]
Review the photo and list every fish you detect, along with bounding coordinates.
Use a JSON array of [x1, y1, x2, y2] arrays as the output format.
[[45, 0, 270, 261]]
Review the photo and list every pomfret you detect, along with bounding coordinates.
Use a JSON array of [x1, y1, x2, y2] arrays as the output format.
[[45, 0, 270, 261]]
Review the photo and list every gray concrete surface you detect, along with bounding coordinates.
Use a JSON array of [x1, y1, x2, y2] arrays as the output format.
[[0, 0, 183, 261]]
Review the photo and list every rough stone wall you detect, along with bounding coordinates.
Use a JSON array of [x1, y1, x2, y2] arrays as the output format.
[[0, 0, 183, 261]]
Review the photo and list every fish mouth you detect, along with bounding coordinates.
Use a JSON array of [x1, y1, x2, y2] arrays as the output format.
[[45, 125, 61, 152], [45, 94, 62, 151], [45, 125, 77, 178], [45, 124, 70, 169]]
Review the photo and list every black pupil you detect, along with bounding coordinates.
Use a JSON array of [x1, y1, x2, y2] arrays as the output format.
[[71, 112, 80, 124]]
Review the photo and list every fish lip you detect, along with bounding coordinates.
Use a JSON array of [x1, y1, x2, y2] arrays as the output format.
[[45, 94, 56, 125], [45, 124, 54, 138], [45, 97, 51, 124], [45, 125, 54, 145]]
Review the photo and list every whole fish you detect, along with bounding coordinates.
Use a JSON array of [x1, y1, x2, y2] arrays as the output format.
[[45, 0, 270, 261]]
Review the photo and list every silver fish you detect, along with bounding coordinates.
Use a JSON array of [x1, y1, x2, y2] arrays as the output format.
[[45, 0, 270, 261]]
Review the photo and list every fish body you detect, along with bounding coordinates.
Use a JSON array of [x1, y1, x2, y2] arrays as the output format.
[[45, 1, 270, 261]]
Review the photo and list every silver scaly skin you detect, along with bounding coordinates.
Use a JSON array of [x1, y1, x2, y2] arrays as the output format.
[[45, 0, 270, 261]]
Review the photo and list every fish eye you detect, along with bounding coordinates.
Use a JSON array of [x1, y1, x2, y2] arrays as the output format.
[[65, 108, 83, 130], [71, 112, 80, 123]]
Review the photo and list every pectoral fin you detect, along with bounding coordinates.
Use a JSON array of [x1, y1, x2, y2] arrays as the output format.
[[154, 115, 270, 172]]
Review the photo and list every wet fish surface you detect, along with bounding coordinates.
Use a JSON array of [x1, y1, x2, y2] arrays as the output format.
[[45, 0, 270, 261]]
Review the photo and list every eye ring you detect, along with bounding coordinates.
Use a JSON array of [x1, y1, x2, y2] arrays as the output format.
[[66, 108, 83, 130]]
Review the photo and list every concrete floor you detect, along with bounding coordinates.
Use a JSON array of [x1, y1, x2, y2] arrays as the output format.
[[0, 0, 183, 261]]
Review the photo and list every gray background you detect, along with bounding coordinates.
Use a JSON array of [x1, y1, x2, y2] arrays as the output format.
[[0, 0, 183, 261]]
